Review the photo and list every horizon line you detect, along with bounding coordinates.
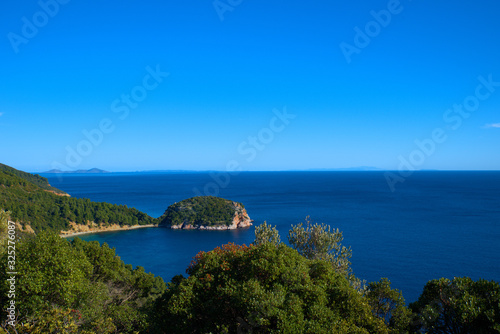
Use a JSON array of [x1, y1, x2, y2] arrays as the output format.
[[33, 168, 500, 174]]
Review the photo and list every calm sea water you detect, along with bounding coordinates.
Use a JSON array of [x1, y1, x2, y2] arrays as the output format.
[[44, 171, 500, 303]]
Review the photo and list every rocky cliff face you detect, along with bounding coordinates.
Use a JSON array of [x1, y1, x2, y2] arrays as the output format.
[[231, 203, 253, 228], [168, 202, 253, 230]]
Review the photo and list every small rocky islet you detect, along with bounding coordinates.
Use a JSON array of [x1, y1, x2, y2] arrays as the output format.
[[158, 196, 253, 230]]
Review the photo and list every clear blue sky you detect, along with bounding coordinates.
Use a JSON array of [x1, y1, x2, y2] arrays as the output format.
[[1, 0, 500, 172]]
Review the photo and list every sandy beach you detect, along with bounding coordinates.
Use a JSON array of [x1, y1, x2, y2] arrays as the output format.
[[60, 224, 158, 238]]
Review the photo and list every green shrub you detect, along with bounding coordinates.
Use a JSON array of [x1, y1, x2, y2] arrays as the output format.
[[410, 277, 500, 333], [0, 233, 166, 333], [151, 242, 388, 333]]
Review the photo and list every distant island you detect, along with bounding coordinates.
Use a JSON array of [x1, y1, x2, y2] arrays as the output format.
[[159, 196, 253, 230], [42, 168, 111, 174]]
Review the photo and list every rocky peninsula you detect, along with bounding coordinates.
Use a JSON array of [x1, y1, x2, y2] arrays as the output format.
[[159, 196, 253, 230]]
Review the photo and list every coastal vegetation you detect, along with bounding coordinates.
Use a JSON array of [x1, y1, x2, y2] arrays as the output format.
[[0, 163, 66, 195], [0, 231, 166, 333], [159, 196, 248, 228], [1, 219, 499, 333], [152, 242, 387, 333], [0, 165, 155, 233], [150, 222, 500, 333], [0, 210, 9, 254], [410, 277, 500, 332]]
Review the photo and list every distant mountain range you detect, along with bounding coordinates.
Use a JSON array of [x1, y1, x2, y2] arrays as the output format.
[[40, 167, 384, 174], [42, 168, 111, 174], [130, 167, 384, 173]]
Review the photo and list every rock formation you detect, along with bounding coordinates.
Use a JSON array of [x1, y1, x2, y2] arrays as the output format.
[[160, 196, 253, 230]]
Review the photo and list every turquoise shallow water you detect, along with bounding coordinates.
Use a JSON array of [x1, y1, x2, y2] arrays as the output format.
[[45, 171, 500, 302]]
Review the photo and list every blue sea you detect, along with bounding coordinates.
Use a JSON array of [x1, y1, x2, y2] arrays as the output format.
[[44, 171, 500, 303]]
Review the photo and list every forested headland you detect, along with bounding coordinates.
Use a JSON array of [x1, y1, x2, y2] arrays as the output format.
[[0, 164, 155, 234], [0, 164, 67, 195]]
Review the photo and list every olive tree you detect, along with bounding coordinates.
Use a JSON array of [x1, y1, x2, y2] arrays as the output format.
[[253, 221, 281, 246], [287, 217, 352, 276]]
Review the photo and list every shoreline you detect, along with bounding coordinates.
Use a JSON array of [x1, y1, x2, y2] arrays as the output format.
[[60, 224, 158, 238]]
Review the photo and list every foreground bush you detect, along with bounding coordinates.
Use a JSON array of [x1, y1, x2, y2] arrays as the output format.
[[410, 277, 500, 333], [1, 220, 499, 333], [0, 232, 166, 333], [151, 242, 388, 333], [366, 278, 413, 333]]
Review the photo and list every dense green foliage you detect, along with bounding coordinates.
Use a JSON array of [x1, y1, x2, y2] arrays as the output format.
[[0, 232, 166, 333], [410, 277, 500, 333], [159, 196, 242, 227], [0, 163, 66, 194], [152, 242, 388, 333], [0, 216, 498, 333], [150, 222, 500, 334], [0, 168, 156, 233], [260, 221, 412, 332], [366, 278, 413, 333], [0, 210, 9, 254]]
